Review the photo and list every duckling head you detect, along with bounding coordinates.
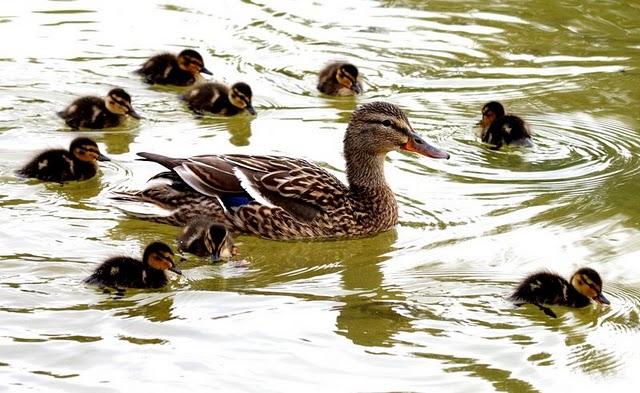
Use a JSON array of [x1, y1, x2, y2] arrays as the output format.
[[336, 63, 362, 94], [105, 88, 141, 119], [228, 82, 256, 115], [70, 137, 110, 163], [143, 241, 181, 275], [205, 223, 237, 263], [570, 267, 610, 305], [177, 49, 212, 76], [479, 101, 505, 129]]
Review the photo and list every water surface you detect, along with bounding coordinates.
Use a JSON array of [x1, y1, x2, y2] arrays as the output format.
[[1, 0, 639, 391]]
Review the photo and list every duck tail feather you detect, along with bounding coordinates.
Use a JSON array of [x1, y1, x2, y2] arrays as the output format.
[[136, 152, 183, 169]]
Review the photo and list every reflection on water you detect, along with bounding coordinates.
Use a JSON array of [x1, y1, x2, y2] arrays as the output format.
[[0, 0, 639, 391]]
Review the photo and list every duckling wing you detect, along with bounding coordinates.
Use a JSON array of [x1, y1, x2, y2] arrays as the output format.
[[84, 257, 145, 288], [18, 150, 75, 182]]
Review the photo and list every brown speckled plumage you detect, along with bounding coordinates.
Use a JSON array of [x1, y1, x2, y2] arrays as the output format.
[[120, 102, 448, 240]]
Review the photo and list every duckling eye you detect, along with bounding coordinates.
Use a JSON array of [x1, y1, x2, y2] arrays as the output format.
[[382, 120, 392, 127]]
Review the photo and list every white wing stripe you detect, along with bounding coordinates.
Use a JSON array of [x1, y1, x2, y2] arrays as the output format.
[[232, 167, 275, 208]]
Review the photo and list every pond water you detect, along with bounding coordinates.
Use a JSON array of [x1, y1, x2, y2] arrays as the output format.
[[1, 0, 639, 391]]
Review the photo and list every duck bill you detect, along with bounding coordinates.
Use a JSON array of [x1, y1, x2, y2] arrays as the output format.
[[97, 153, 111, 162], [351, 83, 362, 94], [200, 66, 213, 75], [594, 293, 610, 305], [211, 250, 221, 263], [402, 131, 450, 159], [169, 266, 182, 275], [128, 108, 142, 120], [245, 104, 257, 116]]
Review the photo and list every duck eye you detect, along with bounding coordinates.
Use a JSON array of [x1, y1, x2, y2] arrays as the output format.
[[382, 120, 392, 127]]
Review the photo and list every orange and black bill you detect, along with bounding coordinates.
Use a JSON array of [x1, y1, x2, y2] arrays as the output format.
[[402, 130, 450, 159]]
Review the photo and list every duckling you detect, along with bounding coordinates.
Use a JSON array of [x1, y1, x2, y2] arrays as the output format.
[[317, 62, 363, 96], [181, 82, 256, 116], [84, 242, 181, 289], [16, 137, 110, 182], [57, 88, 141, 130], [136, 49, 212, 86], [477, 101, 532, 149], [178, 218, 237, 263], [510, 267, 610, 318]]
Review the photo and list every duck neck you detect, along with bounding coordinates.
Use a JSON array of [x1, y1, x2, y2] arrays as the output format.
[[344, 147, 390, 193], [566, 285, 592, 308], [73, 157, 98, 178], [143, 266, 169, 288]]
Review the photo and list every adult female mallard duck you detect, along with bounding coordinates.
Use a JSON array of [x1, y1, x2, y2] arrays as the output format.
[[477, 101, 532, 149], [57, 88, 141, 130], [136, 49, 212, 86], [16, 137, 110, 182], [119, 102, 449, 240], [178, 218, 237, 262], [84, 242, 181, 289], [510, 267, 610, 318], [181, 82, 256, 116], [317, 62, 363, 96]]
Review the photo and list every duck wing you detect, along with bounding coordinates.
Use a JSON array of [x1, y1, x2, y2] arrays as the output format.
[[137, 153, 349, 222]]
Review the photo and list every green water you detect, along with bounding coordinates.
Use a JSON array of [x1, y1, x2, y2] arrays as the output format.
[[1, 1, 639, 391]]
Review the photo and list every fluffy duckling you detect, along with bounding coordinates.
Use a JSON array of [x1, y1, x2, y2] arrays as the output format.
[[58, 88, 141, 130], [136, 49, 212, 86], [16, 137, 110, 182], [317, 62, 363, 96], [477, 101, 532, 149], [510, 267, 610, 318], [181, 82, 256, 116], [178, 219, 237, 263], [84, 242, 181, 289]]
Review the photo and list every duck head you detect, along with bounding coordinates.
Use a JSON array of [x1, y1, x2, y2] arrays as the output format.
[[177, 49, 212, 76], [336, 63, 362, 94], [204, 223, 237, 263], [105, 88, 141, 119], [345, 102, 450, 160], [228, 82, 256, 115], [570, 267, 610, 305], [478, 101, 505, 129], [70, 137, 110, 163], [143, 241, 181, 275]]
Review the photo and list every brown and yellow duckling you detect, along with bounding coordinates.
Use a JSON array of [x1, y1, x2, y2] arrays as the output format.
[[57, 88, 141, 130], [16, 137, 110, 182], [178, 218, 237, 263], [136, 49, 212, 86], [84, 242, 181, 289], [510, 267, 610, 318], [181, 82, 256, 116], [317, 62, 363, 96], [477, 101, 532, 149]]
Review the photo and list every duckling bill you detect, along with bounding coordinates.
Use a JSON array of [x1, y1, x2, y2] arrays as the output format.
[[16, 137, 110, 182], [317, 62, 363, 96], [477, 101, 532, 149], [84, 242, 181, 289], [58, 88, 140, 130], [136, 49, 212, 86], [181, 82, 256, 116], [510, 267, 610, 318], [178, 219, 237, 263]]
